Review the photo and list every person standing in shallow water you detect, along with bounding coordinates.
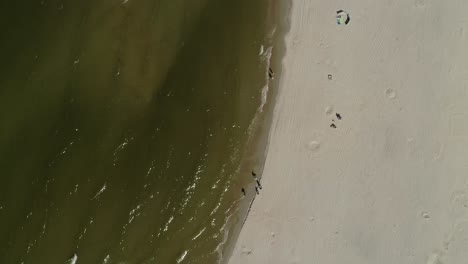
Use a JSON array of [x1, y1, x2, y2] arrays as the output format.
[[268, 67, 274, 79]]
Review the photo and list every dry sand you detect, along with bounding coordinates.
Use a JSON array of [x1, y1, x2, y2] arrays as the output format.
[[229, 0, 468, 263]]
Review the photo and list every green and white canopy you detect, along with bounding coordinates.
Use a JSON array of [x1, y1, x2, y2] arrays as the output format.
[[336, 10, 350, 25]]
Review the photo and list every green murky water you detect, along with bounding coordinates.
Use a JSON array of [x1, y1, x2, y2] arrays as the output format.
[[0, 0, 277, 263]]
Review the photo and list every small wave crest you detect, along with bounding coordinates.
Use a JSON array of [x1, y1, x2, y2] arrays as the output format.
[[176, 250, 188, 263], [66, 254, 77, 264]]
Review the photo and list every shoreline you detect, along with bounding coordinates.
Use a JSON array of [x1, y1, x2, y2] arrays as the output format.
[[219, 0, 292, 262], [228, 0, 468, 263]]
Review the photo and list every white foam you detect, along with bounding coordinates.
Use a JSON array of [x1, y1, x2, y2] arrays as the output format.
[[215, 207, 239, 264], [113, 139, 129, 166], [163, 215, 174, 232], [176, 250, 188, 263], [259, 46, 273, 113], [128, 204, 142, 224], [41, 222, 47, 236], [66, 254, 77, 264], [192, 227, 206, 240], [246, 46, 274, 137], [92, 183, 107, 200]]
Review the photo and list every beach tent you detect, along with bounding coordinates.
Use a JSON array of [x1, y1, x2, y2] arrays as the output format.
[[336, 10, 350, 25]]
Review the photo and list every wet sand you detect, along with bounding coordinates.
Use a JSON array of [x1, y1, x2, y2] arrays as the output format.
[[229, 0, 468, 263]]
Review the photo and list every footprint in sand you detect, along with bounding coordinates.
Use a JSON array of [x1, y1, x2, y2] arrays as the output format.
[[426, 251, 443, 264], [385, 88, 397, 99], [450, 190, 468, 211], [306, 131, 324, 155], [415, 0, 426, 8], [421, 211, 430, 219], [292, 34, 301, 47], [306, 140, 321, 152], [241, 246, 253, 256]]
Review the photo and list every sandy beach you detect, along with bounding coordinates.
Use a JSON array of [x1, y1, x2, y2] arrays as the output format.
[[229, 0, 468, 263]]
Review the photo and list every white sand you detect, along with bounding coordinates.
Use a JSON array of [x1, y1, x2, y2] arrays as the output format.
[[229, 0, 468, 263]]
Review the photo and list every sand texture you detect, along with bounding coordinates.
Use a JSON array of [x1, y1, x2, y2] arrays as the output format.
[[229, 0, 468, 263]]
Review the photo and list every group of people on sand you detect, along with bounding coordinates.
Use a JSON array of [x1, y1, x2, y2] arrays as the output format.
[[241, 170, 262, 196]]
